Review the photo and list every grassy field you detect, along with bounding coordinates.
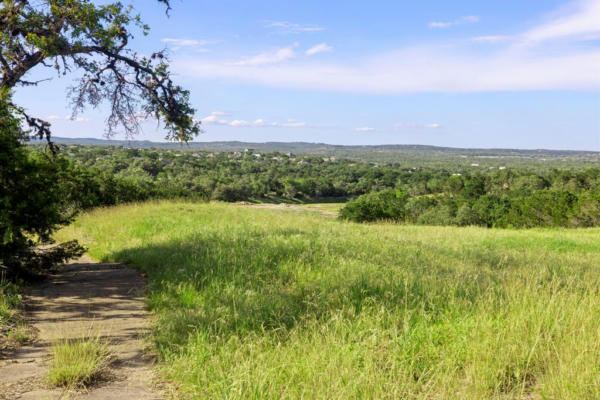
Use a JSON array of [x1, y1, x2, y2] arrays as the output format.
[[56, 201, 600, 399]]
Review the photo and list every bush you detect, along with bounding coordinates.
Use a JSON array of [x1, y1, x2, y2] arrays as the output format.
[[339, 189, 408, 222], [405, 196, 439, 223], [454, 203, 480, 226], [212, 182, 252, 202], [1, 94, 83, 279], [416, 203, 457, 226], [497, 190, 579, 228]]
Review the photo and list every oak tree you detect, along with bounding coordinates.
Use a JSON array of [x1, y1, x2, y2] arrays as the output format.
[[1, 0, 200, 146], [0, 0, 199, 278]]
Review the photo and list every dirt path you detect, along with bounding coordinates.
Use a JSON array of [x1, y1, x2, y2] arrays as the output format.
[[0, 256, 162, 399]]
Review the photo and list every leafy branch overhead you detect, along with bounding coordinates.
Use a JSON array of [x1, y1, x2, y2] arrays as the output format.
[[0, 0, 200, 143]]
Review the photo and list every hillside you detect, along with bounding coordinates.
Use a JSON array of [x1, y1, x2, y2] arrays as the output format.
[[37, 137, 600, 166], [56, 201, 600, 399]]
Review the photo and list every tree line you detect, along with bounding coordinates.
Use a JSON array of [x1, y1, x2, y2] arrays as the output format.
[[34, 145, 600, 229]]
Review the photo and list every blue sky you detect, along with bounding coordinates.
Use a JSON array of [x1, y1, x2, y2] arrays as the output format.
[[14, 0, 600, 149]]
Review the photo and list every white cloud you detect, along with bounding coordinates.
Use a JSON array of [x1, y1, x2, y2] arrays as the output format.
[[176, 46, 600, 93], [201, 112, 309, 128], [354, 127, 375, 132], [231, 46, 296, 66], [429, 15, 479, 29], [265, 21, 325, 33], [47, 115, 89, 122], [471, 0, 600, 45], [280, 120, 307, 128], [472, 35, 513, 43], [521, 0, 600, 43], [161, 38, 219, 52], [229, 119, 250, 127], [395, 123, 441, 129], [306, 43, 333, 56], [173, 0, 600, 94], [200, 111, 230, 124]]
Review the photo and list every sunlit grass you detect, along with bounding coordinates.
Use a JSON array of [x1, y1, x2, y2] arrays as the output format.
[[298, 202, 344, 213], [47, 336, 111, 387], [56, 201, 600, 399]]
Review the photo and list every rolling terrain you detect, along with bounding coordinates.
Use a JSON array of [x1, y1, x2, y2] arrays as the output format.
[[55, 201, 600, 399], [37, 137, 600, 167]]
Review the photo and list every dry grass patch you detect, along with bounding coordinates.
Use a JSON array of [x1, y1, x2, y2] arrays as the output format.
[[47, 335, 112, 388]]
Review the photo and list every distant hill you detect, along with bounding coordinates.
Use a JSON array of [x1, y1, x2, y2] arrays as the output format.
[[38, 137, 597, 155], [31, 137, 599, 167]]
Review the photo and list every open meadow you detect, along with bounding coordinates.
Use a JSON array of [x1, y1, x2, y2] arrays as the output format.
[[55, 201, 600, 399]]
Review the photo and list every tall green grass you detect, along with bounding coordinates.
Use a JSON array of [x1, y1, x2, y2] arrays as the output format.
[[0, 279, 22, 348], [56, 201, 600, 399], [47, 336, 111, 387]]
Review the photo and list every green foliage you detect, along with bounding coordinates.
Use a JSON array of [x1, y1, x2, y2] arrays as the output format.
[[56, 202, 600, 399], [497, 190, 579, 228], [1, 0, 194, 279], [0, 279, 21, 347], [38, 144, 600, 229], [1, 0, 198, 141], [339, 189, 408, 222], [338, 166, 600, 227], [0, 95, 84, 278]]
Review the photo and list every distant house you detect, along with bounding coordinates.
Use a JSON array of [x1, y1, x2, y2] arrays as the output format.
[[285, 152, 296, 158], [470, 163, 479, 167], [191, 153, 201, 158], [499, 166, 506, 170]]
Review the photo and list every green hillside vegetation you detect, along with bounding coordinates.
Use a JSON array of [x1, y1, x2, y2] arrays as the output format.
[[37, 138, 600, 167], [36, 145, 600, 228], [56, 201, 600, 399]]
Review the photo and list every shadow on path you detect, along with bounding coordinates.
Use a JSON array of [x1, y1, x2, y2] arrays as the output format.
[[0, 255, 162, 400]]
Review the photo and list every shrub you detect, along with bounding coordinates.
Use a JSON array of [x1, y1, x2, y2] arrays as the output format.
[[0, 95, 83, 279], [498, 190, 579, 228], [405, 196, 439, 223], [339, 189, 408, 222], [416, 202, 457, 226], [212, 182, 252, 202], [454, 203, 480, 226]]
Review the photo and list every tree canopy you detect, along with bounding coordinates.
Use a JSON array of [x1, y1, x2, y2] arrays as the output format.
[[0, 0, 200, 145], [0, 0, 197, 278]]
